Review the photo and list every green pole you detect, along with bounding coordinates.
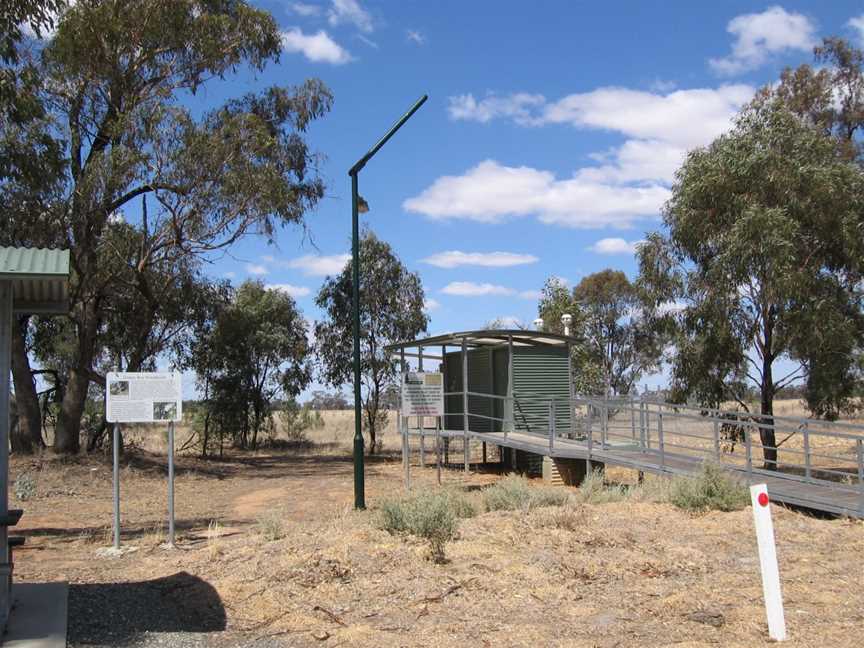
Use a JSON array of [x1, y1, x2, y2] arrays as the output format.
[[350, 170, 365, 509], [349, 94, 428, 511]]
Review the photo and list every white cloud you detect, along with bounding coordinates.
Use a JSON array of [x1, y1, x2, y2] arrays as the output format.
[[849, 15, 864, 43], [440, 282, 515, 297], [587, 237, 643, 255], [246, 264, 268, 276], [709, 6, 817, 76], [281, 28, 352, 64], [448, 93, 546, 126], [421, 250, 538, 268], [404, 159, 669, 229], [424, 298, 441, 312], [287, 254, 350, 277], [328, 0, 373, 33], [223, 271, 236, 279], [266, 283, 312, 298], [290, 2, 322, 16], [518, 290, 542, 300], [406, 30, 425, 45], [261, 254, 276, 263]]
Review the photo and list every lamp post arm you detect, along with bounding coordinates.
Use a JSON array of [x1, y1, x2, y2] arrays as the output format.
[[349, 94, 428, 176]]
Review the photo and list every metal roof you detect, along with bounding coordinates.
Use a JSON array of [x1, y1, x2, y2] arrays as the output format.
[[0, 247, 70, 314], [385, 329, 579, 351]]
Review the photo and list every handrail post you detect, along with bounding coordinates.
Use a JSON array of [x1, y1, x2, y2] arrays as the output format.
[[548, 399, 555, 453], [630, 395, 636, 441], [803, 423, 811, 481], [713, 418, 720, 461], [857, 439, 863, 516], [601, 401, 608, 450], [639, 399, 646, 452], [461, 337, 469, 473], [587, 404, 594, 466], [658, 411, 665, 472], [745, 423, 753, 481]]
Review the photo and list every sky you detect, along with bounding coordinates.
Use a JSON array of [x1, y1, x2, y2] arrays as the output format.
[[213, 2, 863, 332], [32, 1, 864, 396]]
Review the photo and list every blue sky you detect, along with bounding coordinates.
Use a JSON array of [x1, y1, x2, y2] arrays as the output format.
[[213, 1, 864, 347]]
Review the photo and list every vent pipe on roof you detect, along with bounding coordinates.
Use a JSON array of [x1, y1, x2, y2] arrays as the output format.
[[561, 313, 573, 336], [533, 317, 544, 331]]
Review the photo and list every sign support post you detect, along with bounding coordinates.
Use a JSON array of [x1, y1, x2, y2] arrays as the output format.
[[112, 422, 120, 550], [167, 420, 175, 547], [750, 484, 787, 641]]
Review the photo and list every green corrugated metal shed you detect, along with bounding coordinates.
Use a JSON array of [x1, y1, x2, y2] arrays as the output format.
[[0, 247, 70, 314]]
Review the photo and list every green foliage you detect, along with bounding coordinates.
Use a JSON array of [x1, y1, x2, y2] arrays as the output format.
[[637, 49, 864, 454], [483, 475, 569, 512], [3, 0, 332, 453], [378, 490, 470, 563], [315, 230, 428, 454], [668, 464, 750, 513], [538, 272, 662, 396], [192, 281, 312, 453]]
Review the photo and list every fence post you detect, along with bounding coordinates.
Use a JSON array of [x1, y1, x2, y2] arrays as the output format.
[[548, 399, 555, 453], [713, 418, 720, 461], [601, 401, 608, 450], [639, 400, 644, 450], [658, 412, 665, 472], [857, 439, 863, 516], [745, 423, 753, 481], [803, 423, 811, 481]]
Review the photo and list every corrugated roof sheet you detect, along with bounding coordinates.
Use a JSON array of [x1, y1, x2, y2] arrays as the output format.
[[386, 329, 579, 351], [0, 247, 70, 314], [0, 247, 70, 278]]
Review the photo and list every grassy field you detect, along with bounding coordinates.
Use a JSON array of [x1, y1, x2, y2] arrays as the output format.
[[11, 404, 864, 646]]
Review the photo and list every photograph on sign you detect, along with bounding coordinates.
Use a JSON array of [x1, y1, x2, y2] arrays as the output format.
[[401, 372, 444, 417], [106, 372, 183, 423]]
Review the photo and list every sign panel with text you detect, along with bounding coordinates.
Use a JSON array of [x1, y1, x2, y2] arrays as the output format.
[[106, 372, 183, 423], [401, 372, 444, 417]]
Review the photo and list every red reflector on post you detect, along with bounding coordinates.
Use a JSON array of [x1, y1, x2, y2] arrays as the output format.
[[758, 492, 769, 507]]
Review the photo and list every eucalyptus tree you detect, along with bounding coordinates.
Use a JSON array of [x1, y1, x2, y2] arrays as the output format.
[[638, 95, 864, 468], [315, 231, 428, 454], [3, 1, 332, 453]]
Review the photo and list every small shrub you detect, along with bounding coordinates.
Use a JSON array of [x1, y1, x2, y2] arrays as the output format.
[[483, 474, 569, 512], [14, 473, 36, 501], [544, 504, 585, 531], [572, 469, 627, 505], [669, 463, 749, 512], [256, 511, 286, 541], [378, 490, 461, 563]]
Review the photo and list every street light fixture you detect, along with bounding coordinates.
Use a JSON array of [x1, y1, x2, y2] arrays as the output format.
[[348, 94, 428, 510]]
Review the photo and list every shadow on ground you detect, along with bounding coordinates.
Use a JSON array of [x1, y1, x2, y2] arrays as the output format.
[[68, 571, 225, 645]]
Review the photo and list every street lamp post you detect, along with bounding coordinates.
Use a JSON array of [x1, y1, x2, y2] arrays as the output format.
[[348, 94, 428, 510]]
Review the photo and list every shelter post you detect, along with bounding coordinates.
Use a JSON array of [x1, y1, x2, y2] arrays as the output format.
[[461, 337, 469, 473], [506, 335, 514, 438], [0, 283, 11, 627]]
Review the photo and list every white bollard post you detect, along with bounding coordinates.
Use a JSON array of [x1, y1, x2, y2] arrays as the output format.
[[750, 484, 787, 642]]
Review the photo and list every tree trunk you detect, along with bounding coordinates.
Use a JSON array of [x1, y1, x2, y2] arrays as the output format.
[[54, 368, 89, 454], [760, 322, 778, 471], [10, 317, 43, 453]]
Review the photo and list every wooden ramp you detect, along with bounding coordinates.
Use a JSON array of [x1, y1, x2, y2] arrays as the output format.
[[409, 428, 864, 519]]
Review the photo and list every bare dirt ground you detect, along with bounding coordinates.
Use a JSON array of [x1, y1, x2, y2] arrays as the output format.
[[11, 409, 864, 647]]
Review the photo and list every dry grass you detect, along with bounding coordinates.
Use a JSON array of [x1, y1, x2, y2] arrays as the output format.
[[14, 409, 864, 646]]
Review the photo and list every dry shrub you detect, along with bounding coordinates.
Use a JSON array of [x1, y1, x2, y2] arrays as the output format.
[[572, 469, 628, 504], [669, 463, 749, 512], [483, 474, 569, 512], [256, 511, 286, 541], [378, 489, 473, 563]]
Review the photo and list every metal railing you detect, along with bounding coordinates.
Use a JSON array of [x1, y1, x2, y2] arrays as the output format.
[[406, 387, 864, 514]]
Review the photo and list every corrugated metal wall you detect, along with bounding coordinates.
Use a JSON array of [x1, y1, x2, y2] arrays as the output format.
[[512, 346, 571, 435], [443, 343, 571, 436]]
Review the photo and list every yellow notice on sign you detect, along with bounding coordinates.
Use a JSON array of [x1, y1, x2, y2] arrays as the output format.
[[401, 372, 444, 417]]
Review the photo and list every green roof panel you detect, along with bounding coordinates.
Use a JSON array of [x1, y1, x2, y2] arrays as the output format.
[[0, 247, 71, 314]]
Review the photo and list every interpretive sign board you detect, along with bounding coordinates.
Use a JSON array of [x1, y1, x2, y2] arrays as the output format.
[[106, 372, 183, 423], [401, 372, 444, 417]]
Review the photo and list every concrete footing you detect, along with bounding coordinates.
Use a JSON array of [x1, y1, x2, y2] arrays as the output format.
[[542, 456, 605, 486], [5, 582, 68, 647]]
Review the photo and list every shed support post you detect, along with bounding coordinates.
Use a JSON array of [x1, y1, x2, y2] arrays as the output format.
[[548, 399, 555, 453], [0, 283, 12, 630], [506, 335, 514, 437], [461, 337, 469, 473]]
